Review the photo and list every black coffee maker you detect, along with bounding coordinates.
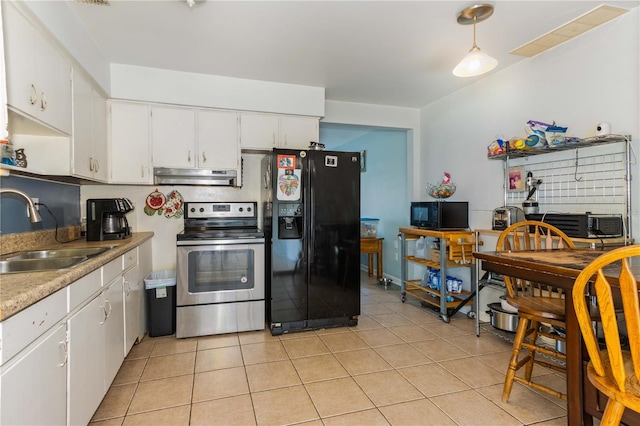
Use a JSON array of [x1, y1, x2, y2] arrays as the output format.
[[86, 198, 134, 241]]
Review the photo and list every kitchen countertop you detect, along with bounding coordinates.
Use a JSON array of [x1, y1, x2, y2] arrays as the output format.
[[0, 232, 154, 321]]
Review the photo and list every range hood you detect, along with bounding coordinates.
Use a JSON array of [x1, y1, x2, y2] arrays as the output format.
[[154, 168, 239, 186]]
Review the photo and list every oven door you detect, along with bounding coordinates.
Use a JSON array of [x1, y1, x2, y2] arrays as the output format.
[[177, 240, 265, 306]]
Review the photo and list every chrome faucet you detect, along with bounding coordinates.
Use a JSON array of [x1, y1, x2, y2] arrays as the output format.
[[0, 188, 43, 223]]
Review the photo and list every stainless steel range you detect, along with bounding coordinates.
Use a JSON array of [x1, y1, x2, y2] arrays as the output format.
[[176, 201, 265, 338]]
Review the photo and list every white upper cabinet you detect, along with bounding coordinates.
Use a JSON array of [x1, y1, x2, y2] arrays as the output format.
[[196, 109, 240, 170], [3, 2, 71, 135], [239, 113, 279, 150], [152, 106, 240, 170], [109, 101, 152, 184], [72, 69, 108, 182], [279, 115, 319, 149], [151, 106, 196, 168], [240, 112, 319, 150]]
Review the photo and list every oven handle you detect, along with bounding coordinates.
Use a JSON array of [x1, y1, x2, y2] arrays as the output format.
[[177, 238, 265, 246]]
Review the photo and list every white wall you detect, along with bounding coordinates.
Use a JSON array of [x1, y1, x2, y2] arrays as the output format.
[[323, 100, 421, 200], [420, 9, 640, 236], [110, 64, 325, 117]]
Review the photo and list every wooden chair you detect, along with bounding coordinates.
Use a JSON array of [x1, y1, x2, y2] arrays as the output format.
[[572, 244, 640, 425], [497, 220, 576, 402]]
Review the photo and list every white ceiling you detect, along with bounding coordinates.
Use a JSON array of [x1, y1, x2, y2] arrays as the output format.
[[63, 0, 639, 108]]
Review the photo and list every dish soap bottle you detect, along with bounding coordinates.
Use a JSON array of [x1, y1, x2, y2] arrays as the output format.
[[1, 137, 16, 166]]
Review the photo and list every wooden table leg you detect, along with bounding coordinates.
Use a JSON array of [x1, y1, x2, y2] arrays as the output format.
[[377, 250, 383, 279], [565, 291, 584, 425], [368, 253, 374, 276]]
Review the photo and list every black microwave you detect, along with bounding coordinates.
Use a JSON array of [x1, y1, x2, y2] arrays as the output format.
[[410, 201, 469, 230]]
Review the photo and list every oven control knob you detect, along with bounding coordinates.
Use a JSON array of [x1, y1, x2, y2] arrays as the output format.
[[190, 207, 195, 213], [239, 207, 244, 212], [199, 207, 205, 212], [247, 207, 252, 212]]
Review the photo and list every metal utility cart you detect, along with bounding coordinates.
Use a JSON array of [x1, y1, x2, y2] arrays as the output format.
[[399, 227, 478, 328]]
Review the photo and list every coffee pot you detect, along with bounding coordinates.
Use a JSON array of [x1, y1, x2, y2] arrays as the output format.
[[87, 198, 134, 241]]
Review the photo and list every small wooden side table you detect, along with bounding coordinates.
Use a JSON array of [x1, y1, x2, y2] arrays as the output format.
[[361, 237, 383, 279]]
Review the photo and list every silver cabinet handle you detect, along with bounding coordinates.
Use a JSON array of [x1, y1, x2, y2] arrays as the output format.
[[188, 150, 191, 163], [58, 339, 68, 367], [202, 152, 206, 163], [40, 91, 47, 111], [29, 84, 38, 105], [124, 280, 131, 296], [141, 166, 145, 178], [94, 158, 99, 172], [105, 299, 112, 319], [100, 303, 108, 324]]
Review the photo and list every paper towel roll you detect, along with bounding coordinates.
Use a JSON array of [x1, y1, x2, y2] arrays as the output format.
[[596, 122, 611, 136]]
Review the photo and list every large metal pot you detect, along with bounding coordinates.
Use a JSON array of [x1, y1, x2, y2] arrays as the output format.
[[487, 302, 520, 332]]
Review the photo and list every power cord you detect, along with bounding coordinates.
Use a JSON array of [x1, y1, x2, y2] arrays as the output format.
[[35, 202, 83, 243]]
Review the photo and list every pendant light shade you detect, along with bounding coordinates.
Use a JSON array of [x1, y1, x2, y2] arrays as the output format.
[[453, 4, 497, 77], [453, 46, 498, 77]]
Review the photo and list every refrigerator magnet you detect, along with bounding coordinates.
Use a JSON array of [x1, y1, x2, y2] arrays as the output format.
[[325, 155, 338, 167], [277, 168, 302, 200], [277, 155, 296, 169]]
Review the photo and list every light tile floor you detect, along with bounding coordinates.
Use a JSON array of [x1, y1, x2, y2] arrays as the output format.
[[90, 273, 568, 425]]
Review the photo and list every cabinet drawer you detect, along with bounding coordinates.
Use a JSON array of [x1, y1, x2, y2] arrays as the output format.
[[103, 256, 123, 285], [0, 288, 67, 365], [68, 268, 102, 312], [123, 248, 138, 271]]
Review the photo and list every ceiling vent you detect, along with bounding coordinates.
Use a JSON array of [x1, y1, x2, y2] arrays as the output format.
[[510, 5, 629, 57]]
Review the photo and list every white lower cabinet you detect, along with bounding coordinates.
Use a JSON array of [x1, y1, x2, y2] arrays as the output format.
[[0, 246, 151, 425], [104, 278, 124, 390], [124, 264, 141, 355], [67, 294, 105, 426], [0, 323, 67, 426]]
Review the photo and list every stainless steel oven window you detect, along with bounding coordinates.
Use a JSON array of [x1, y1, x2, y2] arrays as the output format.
[[188, 248, 255, 293]]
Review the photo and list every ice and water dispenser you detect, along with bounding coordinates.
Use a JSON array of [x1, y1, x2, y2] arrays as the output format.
[[278, 203, 303, 239]]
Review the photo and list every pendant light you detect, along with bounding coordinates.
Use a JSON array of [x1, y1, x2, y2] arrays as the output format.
[[453, 4, 498, 77]]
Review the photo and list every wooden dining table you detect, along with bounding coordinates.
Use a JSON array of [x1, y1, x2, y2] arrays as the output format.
[[473, 248, 640, 426]]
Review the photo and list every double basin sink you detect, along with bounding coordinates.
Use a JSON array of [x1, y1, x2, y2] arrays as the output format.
[[0, 246, 115, 274]]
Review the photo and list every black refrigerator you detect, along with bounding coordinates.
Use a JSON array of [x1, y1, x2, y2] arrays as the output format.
[[261, 148, 361, 335]]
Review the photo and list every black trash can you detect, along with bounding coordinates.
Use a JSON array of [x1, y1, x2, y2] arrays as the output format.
[[144, 271, 177, 337]]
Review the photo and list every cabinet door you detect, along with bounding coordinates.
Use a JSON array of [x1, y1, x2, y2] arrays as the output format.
[[68, 295, 105, 426], [151, 106, 195, 168], [91, 89, 108, 182], [239, 113, 278, 150], [72, 70, 93, 179], [103, 279, 124, 390], [123, 264, 141, 356], [3, 2, 39, 121], [110, 101, 152, 184], [2, 2, 71, 134], [279, 116, 319, 149], [197, 110, 239, 169], [36, 33, 72, 135], [0, 324, 67, 426]]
